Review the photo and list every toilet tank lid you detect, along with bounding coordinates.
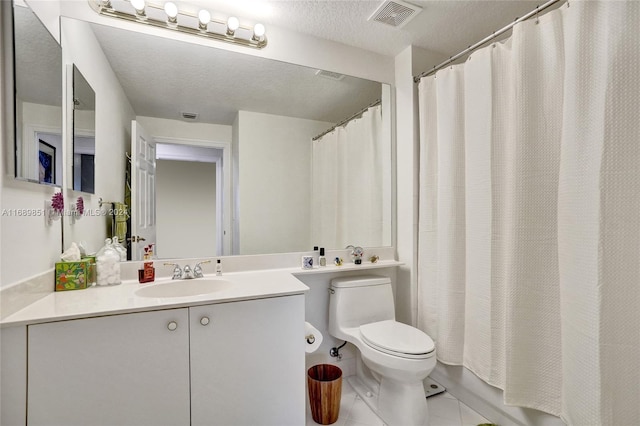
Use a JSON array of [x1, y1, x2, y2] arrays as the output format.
[[331, 275, 391, 288]]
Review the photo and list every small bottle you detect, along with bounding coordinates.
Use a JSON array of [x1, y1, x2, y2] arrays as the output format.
[[313, 246, 319, 268], [319, 247, 326, 267], [216, 259, 222, 276]]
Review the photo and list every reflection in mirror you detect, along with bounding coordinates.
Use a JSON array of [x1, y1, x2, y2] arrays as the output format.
[[72, 65, 96, 193], [13, 1, 62, 186], [62, 18, 391, 259]]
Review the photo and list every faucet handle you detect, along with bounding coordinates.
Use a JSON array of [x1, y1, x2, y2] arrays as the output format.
[[194, 260, 211, 278], [164, 263, 182, 280]]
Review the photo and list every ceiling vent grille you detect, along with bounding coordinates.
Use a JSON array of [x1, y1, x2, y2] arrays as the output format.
[[369, 0, 422, 28], [181, 112, 199, 121], [315, 70, 345, 81]]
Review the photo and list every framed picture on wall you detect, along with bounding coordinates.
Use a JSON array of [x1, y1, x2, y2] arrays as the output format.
[[39, 140, 55, 184]]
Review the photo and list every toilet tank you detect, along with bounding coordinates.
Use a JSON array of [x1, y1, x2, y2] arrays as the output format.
[[329, 276, 395, 336]]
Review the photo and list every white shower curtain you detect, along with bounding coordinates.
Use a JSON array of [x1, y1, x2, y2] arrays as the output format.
[[417, 1, 639, 424], [312, 105, 384, 249]]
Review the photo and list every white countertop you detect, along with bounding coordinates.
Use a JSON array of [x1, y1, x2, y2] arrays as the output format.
[[1, 269, 307, 327], [0, 260, 402, 327]]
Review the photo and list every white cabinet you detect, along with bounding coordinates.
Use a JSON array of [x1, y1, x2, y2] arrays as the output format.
[[27, 294, 305, 426], [190, 295, 305, 426], [28, 308, 191, 426]]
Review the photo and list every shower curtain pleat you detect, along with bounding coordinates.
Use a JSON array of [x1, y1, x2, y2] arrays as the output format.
[[558, 2, 640, 424], [311, 129, 341, 249], [417, 1, 640, 423], [503, 11, 565, 414], [312, 105, 384, 249]]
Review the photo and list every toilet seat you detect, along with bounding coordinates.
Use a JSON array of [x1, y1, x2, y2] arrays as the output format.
[[360, 320, 435, 359]]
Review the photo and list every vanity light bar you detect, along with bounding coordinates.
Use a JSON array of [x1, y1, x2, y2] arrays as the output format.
[[88, 0, 268, 49]]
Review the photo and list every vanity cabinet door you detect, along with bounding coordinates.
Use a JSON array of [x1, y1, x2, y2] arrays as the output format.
[[190, 295, 305, 426], [28, 308, 191, 426]]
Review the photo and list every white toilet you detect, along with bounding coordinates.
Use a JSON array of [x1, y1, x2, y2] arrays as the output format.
[[329, 276, 436, 426]]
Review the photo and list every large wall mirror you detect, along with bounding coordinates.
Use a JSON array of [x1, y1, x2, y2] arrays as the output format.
[[71, 65, 96, 193], [61, 17, 392, 260], [13, 1, 63, 186]]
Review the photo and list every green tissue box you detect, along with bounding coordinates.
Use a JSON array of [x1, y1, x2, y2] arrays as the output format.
[[55, 260, 90, 291]]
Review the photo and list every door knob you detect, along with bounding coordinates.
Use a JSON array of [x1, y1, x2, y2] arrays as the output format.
[[167, 321, 178, 331], [200, 317, 210, 326]]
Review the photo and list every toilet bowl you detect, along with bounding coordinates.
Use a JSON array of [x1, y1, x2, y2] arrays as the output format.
[[329, 276, 436, 426]]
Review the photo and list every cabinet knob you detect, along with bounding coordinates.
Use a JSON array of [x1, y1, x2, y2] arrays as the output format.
[[167, 321, 178, 331], [200, 317, 210, 326]]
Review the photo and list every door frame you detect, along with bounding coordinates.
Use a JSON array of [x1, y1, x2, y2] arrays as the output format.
[[154, 137, 231, 256]]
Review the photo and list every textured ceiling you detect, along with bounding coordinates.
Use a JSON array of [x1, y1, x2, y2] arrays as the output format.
[[181, 0, 544, 57], [14, 5, 62, 107], [89, 22, 381, 125]]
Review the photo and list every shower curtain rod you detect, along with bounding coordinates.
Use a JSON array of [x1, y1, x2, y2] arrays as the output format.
[[312, 99, 381, 141], [413, 0, 563, 83]]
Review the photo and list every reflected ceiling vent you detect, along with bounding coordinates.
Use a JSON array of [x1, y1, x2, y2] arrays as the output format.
[[315, 69, 345, 81], [369, 0, 422, 28], [181, 112, 199, 121]]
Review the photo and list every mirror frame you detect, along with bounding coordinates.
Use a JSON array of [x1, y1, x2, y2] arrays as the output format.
[[70, 64, 96, 194]]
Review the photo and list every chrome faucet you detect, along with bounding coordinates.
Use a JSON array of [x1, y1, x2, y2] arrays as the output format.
[[182, 265, 194, 279], [345, 245, 364, 264], [164, 263, 183, 280], [164, 260, 212, 280], [193, 260, 211, 278]]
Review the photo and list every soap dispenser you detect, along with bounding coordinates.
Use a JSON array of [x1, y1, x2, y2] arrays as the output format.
[[215, 259, 222, 276]]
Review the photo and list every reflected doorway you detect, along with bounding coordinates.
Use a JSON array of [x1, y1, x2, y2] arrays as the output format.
[[155, 143, 224, 259]]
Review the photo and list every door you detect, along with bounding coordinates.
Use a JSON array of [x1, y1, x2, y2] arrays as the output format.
[[131, 120, 156, 260], [28, 309, 191, 426], [190, 296, 306, 425]]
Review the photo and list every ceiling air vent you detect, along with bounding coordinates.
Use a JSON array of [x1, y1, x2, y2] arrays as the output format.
[[181, 112, 199, 121], [315, 70, 345, 81], [368, 0, 422, 28]]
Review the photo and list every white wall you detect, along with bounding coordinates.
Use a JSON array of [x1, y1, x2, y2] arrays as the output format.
[[156, 159, 216, 259], [235, 111, 332, 255], [61, 17, 135, 256]]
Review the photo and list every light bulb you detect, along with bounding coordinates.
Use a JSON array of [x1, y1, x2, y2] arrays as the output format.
[[252, 23, 265, 40], [226, 16, 239, 35], [198, 9, 211, 29], [164, 2, 178, 21], [130, 0, 145, 13]]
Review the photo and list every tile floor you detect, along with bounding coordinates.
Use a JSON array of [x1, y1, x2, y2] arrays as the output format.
[[306, 379, 492, 426]]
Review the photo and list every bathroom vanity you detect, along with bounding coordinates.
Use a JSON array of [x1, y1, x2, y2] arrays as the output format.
[[1, 271, 308, 426]]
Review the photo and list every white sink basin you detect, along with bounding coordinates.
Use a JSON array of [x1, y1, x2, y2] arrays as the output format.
[[135, 279, 232, 298]]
